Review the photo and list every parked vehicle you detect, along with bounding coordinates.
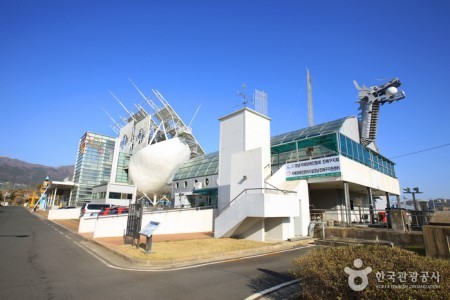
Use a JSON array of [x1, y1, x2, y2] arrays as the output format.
[[98, 206, 129, 216], [80, 203, 111, 217]]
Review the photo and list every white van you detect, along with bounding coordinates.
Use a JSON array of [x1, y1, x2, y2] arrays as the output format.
[[79, 203, 111, 218]]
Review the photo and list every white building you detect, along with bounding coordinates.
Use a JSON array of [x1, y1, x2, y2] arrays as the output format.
[[172, 109, 400, 241]]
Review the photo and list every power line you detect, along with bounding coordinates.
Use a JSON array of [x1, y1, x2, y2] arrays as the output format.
[[389, 143, 450, 159]]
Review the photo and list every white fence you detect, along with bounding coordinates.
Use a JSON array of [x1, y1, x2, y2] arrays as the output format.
[[48, 208, 80, 220], [79, 208, 215, 238]]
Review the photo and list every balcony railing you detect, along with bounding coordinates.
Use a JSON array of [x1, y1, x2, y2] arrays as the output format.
[[310, 208, 436, 230]]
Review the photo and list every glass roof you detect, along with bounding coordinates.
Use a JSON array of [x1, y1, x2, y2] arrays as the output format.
[[173, 151, 219, 180], [174, 117, 353, 180], [270, 117, 350, 147]]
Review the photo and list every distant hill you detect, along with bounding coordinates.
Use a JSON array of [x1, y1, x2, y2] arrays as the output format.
[[0, 156, 74, 188]]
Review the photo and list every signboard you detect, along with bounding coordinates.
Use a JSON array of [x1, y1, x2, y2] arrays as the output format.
[[139, 221, 160, 237], [286, 156, 341, 180]]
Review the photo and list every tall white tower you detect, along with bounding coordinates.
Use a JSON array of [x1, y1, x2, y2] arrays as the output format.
[[217, 107, 271, 211]]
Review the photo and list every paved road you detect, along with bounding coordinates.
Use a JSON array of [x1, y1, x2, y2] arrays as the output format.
[[0, 206, 314, 299]]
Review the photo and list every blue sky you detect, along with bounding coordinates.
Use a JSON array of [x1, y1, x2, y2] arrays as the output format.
[[1, 0, 449, 199]]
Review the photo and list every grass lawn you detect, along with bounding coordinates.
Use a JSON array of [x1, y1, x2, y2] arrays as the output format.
[[114, 238, 279, 260]]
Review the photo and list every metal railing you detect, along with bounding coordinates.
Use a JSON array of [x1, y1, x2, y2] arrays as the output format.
[[310, 208, 436, 230]]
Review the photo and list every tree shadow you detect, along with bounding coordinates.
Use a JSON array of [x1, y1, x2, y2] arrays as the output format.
[[247, 268, 302, 299]]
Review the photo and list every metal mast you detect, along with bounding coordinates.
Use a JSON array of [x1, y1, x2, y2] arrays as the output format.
[[307, 68, 314, 127]]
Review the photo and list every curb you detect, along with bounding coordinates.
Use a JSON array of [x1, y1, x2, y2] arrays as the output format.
[[30, 209, 316, 270], [86, 236, 317, 270]]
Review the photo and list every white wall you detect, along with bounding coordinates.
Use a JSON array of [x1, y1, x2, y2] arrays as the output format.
[[78, 208, 214, 238], [48, 208, 80, 220], [340, 156, 400, 194], [266, 165, 311, 237], [79, 216, 97, 233], [218, 108, 271, 211], [218, 110, 245, 211], [339, 117, 360, 143], [214, 192, 299, 238], [229, 148, 264, 202]]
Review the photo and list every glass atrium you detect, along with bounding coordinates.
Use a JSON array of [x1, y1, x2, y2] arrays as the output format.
[[174, 117, 396, 181]]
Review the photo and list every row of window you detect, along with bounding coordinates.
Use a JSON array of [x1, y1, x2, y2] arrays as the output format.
[[174, 178, 210, 189], [93, 192, 133, 200], [271, 132, 396, 178], [338, 134, 396, 177]]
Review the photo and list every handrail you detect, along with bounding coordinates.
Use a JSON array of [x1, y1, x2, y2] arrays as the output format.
[[264, 181, 281, 191], [216, 187, 296, 217]]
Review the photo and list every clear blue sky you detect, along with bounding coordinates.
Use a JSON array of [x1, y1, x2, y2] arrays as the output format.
[[1, 0, 449, 199]]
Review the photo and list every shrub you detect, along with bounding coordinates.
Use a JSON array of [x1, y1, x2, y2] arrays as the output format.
[[290, 245, 449, 300]]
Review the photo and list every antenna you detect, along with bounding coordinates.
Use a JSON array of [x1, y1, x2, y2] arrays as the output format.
[[237, 83, 251, 107], [188, 104, 201, 127], [307, 68, 314, 127], [102, 108, 123, 134], [129, 78, 159, 111], [254, 89, 268, 116], [110, 91, 137, 122], [102, 108, 122, 128]]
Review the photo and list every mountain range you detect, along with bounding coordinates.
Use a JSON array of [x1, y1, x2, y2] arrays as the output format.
[[0, 156, 74, 188]]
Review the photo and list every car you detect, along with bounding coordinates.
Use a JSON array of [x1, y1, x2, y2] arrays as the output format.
[[59, 206, 76, 209], [80, 203, 112, 217], [98, 206, 129, 216]]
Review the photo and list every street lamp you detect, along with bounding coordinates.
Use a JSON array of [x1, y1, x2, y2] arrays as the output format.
[[403, 187, 422, 211]]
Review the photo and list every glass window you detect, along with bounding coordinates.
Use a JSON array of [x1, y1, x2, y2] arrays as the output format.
[[109, 192, 121, 199]]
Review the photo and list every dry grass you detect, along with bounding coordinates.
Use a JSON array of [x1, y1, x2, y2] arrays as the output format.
[[114, 238, 278, 260]]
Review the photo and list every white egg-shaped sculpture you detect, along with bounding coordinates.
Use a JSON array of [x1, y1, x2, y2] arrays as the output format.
[[128, 137, 191, 196]]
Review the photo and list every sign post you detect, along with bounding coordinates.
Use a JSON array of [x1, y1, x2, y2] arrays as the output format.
[[139, 221, 160, 253]]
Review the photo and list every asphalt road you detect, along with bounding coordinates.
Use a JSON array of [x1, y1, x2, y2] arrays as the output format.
[[0, 206, 314, 299]]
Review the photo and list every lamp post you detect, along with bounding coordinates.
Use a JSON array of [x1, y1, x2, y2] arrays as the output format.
[[403, 187, 422, 211]]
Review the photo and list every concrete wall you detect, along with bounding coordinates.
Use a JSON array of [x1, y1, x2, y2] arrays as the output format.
[[214, 191, 299, 239], [230, 148, 264, 202], [48, 208, 80, 220], [422, 225, 450, 259], [310, 189, 341, 209], [79, 208, 214, 238], [218, 110, 245, 210], [340, 156, 400, 195], [323, 227, 424, 247], [266, 165, 310, 237], [218, 108, 271, 211]]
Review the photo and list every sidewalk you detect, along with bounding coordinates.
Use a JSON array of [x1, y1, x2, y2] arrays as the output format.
[[34, 210, 316, 269]]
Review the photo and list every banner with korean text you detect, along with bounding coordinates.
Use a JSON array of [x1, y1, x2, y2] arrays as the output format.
[[286, 156, 341, 180]]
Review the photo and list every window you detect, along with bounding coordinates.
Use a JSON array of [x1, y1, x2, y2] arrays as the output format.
[[176, 182, 179, 189], [205, 178, 209, 186], [184, 181, 188, 188], [109, 192, 121, 199]]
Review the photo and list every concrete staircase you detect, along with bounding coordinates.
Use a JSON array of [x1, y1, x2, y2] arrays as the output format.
[[214, 190, 299, 240]]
